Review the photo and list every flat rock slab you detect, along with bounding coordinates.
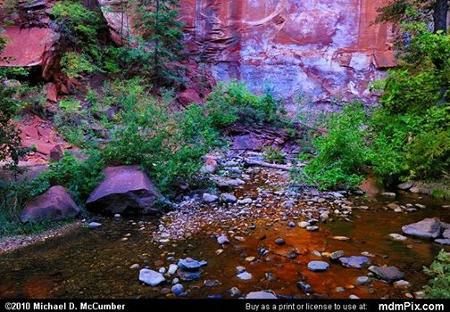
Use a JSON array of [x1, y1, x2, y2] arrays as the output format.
[[307, 261, 330, 272], [86, 166, 161, 215], [20, 186, 80, 223], [402, 218, 442, 239], [245, 291, 277, 299], [369, 266, 405, 282], [339, 256, 370, 269]]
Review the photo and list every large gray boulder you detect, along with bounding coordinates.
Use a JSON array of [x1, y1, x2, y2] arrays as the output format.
[[86, 166, 162, 215], [20, 186, 80, 223], [401, 218, 442, 239]]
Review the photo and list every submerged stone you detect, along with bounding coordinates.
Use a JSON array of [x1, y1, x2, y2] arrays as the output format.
[[339, 256, 370, 269], [307, 261, 329, 272]]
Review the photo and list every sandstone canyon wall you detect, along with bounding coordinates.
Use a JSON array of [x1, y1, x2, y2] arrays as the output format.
[[0, 0, 396, 112], [180, 0, 395, 111]]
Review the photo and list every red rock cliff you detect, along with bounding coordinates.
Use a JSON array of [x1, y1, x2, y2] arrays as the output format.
[[179, 0, 395, 110]]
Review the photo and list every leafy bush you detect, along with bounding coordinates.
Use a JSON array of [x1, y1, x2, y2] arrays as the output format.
[[205, 81, 283, 128], [61, 52, 96, 78], [51, 1, 102, 50], [294, 103, 371, 190], [263, 146, 286, 164], [33, 151, 105, 202], [98, 79, 221, 193], [424, 250, 450, 299]]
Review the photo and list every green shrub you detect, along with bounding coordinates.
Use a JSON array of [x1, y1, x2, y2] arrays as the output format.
[[99, 79, 221, 193], [293, 103, 371, 190], [33, 151, 104, 202], [61, 52, 96, 78], [424, 250, 450, 299], [51, 1, 101, 49], [205, 81, 283, 128], [263, 146, 286, 164]]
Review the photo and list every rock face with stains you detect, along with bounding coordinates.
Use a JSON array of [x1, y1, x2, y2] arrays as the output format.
[[179, 0, 395, 110]]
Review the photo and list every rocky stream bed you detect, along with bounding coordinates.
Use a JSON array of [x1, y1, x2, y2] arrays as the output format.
[[0, 152, 449, 299]]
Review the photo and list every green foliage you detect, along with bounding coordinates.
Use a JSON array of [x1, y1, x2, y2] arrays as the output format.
[[33, 151, 105, 202], [61, 52, 97, 78], [51, 1, 107, 78], [379, 31, 450, 113], [424, 250, 450, 299], [205, 81, 283, 128], [294, 103, 371, 190], [99, 79, 221, 193], [371, 30, 450, 183], [51, 1, 101, 49], [263, 146, 286, 164], [132, 0, 184, 85]]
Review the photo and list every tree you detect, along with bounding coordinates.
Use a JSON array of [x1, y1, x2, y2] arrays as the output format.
[[0, 34, 25, 173], [377, 0, 448, 33], [134, 0, 184, 86]]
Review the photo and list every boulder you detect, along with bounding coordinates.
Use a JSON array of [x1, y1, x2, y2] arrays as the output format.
[[86, 166, 162, 215], [368, 266, 405, 282], [20, 186, 80, 223], [402, 218, 442, 239]]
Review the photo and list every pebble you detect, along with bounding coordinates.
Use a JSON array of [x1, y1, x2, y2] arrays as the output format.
[[335, 287, 345, 293], [245, 256, 256, 262], [167, 264, 178, 275], [389, 233, 408, 241], [306, 225, 319, 231], [349, 295, 360, 299], [139, 269, 165, 286], [238, 198, 252, 205], [339, 256, 370, 269], [275, 238, 285, 245], [330, 250, 344, 261], [356, 276, 370, 285], [217, 234, 230, 245], [245, 291, 277, 299], [236, 266, 246, 273], [171, 284, 184, 296], [298, 221, 309, 228], [237, 271, 252, 280], [177, 258, 207, 271], [114, 214, 121, 218], [221, 193, 237, 203], [307, 261, 330, 272], [203, 193, 219, 203], [204, 279, 221, 287], [87, 222, 102, 229], [229, 287, 241, 297], [297, 281, 312, 293], [129, 264, 140, 269], [393, 280, 411, 289]]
